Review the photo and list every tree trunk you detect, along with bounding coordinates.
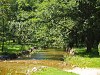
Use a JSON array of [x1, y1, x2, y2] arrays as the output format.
[[86, 37, 93, 53], [94, 42, 99, 50], [66, 42, 73, 52], [13, 39, 16, 43], [1, 40, 4, 52], [93, 41, 99, 55], [86, 43, 92, 53], [85, 29, 94, 53], [1, 16, 5, 52]]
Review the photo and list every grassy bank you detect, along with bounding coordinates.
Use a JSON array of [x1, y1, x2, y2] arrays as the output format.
[[0, 60, 77, 75], [65, 48, 100, 68], [32, 67, 78, 75], [65, 56, 100, 68], [0, 47, 100, 74], [0, 44, 32, 54]]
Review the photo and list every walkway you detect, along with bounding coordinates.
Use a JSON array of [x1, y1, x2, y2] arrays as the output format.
[[65, 67, 100, 75]]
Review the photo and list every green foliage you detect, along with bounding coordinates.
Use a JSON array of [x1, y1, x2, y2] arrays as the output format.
[[33, 0, 77, 48], [67, 0, 100, 53], [0, 0, 77, 50], [0, 0, 100, 53]]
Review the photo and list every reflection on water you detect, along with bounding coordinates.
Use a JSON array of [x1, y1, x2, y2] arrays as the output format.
[[17, 49, 65, 61], [31, 53, 64, 61]]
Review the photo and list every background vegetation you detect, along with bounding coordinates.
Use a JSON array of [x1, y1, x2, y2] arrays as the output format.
[[0, 0, 100, 54]]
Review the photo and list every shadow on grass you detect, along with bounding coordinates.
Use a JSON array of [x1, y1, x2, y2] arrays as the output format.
[[75, 48, 100, 58]]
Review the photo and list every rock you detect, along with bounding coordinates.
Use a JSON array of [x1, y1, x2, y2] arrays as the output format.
[[9, 53, 18, 59], [0, 55, 10, 60], [32, 67, 38, 72], [21, 50, 30, 55]]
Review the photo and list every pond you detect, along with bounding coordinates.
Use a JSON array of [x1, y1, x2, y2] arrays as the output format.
[[17, 49, 66, 61]]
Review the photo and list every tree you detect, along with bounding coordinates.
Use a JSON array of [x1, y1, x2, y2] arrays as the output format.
[[0, 0, 15, 52], [69, 0, 100, 54], [33, 0, 77, 49], [9, 0, 44, 48]]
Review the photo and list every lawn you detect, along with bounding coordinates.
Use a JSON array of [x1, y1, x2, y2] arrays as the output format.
[[65, 48, 100, 68], [32, 67, 78, 75], [0, 44, 32, 55], [66, 56, 100, 68]]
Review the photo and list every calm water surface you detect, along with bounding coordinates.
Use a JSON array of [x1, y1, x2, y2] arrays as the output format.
[[17, 49, 66, 61]]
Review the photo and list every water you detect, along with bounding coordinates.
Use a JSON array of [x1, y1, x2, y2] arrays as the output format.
[[17, 49, 65, 61]]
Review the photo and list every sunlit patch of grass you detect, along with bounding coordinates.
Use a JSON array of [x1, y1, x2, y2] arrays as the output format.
[[0, 44, 32, 53], [65, 48, 100, 68], [32, 67, 78, 75], [65, 56, 100, 68]]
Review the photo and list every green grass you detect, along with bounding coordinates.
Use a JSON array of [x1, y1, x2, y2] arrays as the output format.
[[0, 44, 32, 54], [0, 41, 32, 52], [65, 47, 100, 68], [32, 67, 78, 75], [66, 56, 100, 68]]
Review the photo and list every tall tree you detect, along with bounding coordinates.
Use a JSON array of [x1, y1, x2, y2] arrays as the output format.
[[0, 0, 15, 52], [69, 0, 100, 54]]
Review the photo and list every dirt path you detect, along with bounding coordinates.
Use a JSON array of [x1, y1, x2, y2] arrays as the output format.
[[65, 67, 100, 75]]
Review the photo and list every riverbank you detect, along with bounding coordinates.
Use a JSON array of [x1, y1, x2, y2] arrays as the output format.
[[1, 60, 100, 75], [0, 60, 76, 75], [64, 48, 100, 68], [0, 48, 100, 75], [0, 45, 36, 60], [64, 48, 100, 75]]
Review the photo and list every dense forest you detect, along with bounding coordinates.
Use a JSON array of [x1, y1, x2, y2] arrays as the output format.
[[0, 0, 100, 54]]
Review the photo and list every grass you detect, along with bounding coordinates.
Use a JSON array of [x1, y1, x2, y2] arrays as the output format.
[[0, 44, 32, 54], [0, 41, 32, 52], [66, 56, 100, 68], [0, 60, 76, 75], [32, 67, 78, 75], [65, 47, 100, 68], [0, 47, 100, 74]]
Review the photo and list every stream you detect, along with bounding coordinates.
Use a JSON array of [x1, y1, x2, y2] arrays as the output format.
[[17, 49, 66, 61]]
